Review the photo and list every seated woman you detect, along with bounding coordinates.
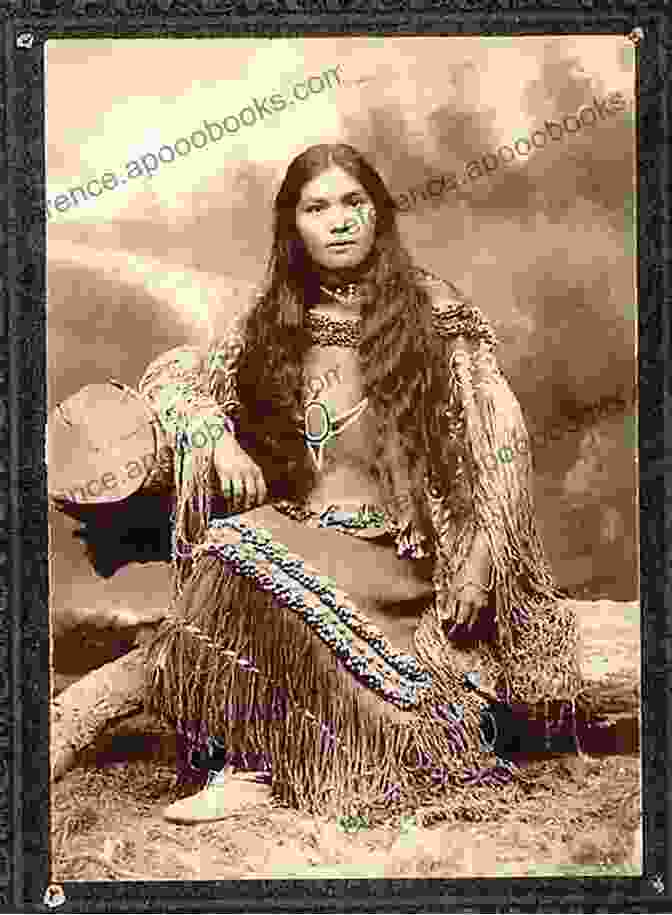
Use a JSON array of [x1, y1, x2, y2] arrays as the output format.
[[139, 143, 583, 825]]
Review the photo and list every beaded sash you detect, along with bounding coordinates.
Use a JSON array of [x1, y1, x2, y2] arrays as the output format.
[[191, 515, 436, 711]]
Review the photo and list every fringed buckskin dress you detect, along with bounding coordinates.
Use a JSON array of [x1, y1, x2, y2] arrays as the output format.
[[140, 268, 583, 824]]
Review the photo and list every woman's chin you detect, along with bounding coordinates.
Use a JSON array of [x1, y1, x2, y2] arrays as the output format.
[[317, 248, 367, 271]]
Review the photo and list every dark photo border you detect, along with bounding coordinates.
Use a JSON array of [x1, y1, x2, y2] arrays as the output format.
[[1, 4, 670, 912]]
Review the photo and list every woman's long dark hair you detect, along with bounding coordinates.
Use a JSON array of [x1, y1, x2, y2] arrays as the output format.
[[235, 143, 457, 545]]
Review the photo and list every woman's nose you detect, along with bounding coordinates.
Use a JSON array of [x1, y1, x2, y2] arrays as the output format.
[[330, 211, 358, 234]]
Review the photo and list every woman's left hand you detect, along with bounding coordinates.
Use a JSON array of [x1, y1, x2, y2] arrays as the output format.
[[443, 583, 490, 635], [441, 529, 492, 635]]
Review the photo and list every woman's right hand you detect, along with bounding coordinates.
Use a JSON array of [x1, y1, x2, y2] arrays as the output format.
[[213, 432, 268, 513]]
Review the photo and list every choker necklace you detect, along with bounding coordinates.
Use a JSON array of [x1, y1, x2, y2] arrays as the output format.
[[319, 283, 364, 309]]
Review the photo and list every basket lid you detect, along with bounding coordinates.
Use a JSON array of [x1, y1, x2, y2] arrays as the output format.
[[48, 381, 159, 507]]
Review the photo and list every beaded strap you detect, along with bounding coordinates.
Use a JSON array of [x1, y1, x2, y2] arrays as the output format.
[[196, 516, 434, 710]]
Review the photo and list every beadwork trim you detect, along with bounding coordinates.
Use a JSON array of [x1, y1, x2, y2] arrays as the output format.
[[431, 305, 498, 346], [272, 500, 389, 537], [317, 503, 388, 530], [197, 516, 434, 709]]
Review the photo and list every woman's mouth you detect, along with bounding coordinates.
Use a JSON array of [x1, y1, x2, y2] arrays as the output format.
[[327, 240, 357, 248]]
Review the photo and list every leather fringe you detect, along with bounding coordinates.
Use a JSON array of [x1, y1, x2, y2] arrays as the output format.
[[430, 337, 584, 708], [144, 553, 525, 823]]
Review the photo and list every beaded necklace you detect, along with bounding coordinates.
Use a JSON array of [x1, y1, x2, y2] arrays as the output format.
[[303, 282, 365, 349], [305, 310, 361, 349]]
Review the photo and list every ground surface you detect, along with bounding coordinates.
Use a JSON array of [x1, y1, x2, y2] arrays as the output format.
[[51, 613, 642, 882], [51, 708, 640, 881]]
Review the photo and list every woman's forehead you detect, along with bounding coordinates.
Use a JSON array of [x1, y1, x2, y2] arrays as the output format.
[[299, 167, 367, 202]]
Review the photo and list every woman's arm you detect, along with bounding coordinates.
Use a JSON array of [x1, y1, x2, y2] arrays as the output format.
[[424, 274, 554, 633], [138, 307, 265, 499], [137, 314, 266, 579], [138, 344, 234, 455], [138, 301, 251, 445], [445, 528, 493, 633]]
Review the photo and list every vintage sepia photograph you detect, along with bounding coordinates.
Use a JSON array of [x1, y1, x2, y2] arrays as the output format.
[[45, 34, 640, 882]]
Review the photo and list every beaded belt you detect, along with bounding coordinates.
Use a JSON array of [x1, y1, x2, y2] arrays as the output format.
[[271, 499, 392, 539], [194, 515, 435, 711]]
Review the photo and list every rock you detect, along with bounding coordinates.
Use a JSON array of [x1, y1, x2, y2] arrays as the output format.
[[569, 598, 640, 717]]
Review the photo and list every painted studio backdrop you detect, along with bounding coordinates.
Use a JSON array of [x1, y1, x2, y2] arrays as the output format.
[[45, 35, 638, 683]]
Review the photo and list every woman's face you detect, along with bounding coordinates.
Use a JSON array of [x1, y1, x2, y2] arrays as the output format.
[[294, 165, 377, 272]]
